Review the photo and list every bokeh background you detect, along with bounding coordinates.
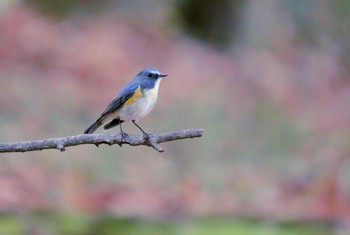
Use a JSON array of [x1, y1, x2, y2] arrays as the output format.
[[1, 0, 350, 234]]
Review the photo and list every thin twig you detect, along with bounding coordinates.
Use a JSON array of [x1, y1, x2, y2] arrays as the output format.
[[0, 129, 204, 153]]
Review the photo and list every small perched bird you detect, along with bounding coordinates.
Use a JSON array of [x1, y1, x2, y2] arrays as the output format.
[[83, 68, 167, 137]]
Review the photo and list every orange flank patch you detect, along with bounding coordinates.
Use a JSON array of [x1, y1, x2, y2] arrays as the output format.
[[124, 86, 142, 105]]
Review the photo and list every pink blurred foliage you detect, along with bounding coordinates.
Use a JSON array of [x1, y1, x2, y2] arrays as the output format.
[[0, 163, 55, 211], [237, 45, 350, 133], [0, 6, 237, 107], [1, 5, 350, 222]]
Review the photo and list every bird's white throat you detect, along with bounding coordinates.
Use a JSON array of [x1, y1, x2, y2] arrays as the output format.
[[144, 78, 163, 99]]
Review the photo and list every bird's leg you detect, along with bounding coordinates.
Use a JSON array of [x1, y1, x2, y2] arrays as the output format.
[[119, 122, 129, 138], [132, 120, 150, 139]]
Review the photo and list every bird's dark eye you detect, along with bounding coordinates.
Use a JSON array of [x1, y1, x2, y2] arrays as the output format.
[[148, 73, 152, 78]]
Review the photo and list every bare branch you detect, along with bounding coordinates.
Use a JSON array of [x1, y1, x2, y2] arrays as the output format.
[[0, 129, 204, 153]]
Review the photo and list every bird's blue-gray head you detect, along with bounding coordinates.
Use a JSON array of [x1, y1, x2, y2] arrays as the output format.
[[136, 68, 167, 89]]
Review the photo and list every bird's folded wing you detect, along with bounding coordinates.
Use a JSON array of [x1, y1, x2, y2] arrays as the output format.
[[99, 83, 141, 119]]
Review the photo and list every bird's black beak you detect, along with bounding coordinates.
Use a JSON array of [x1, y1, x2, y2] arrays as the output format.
[[160, 74, 167, 78]]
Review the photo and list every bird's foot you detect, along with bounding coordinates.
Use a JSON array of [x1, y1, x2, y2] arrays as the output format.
[[120, 132, 129, 139], [142, 132, 151, 140]]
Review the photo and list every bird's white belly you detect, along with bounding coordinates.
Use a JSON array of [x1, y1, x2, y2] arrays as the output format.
[[117, 87, 159, 121]]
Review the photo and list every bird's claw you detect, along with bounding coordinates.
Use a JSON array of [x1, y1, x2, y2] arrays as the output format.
[[120, 132, 129, 138], [143, 133, 151, 140]]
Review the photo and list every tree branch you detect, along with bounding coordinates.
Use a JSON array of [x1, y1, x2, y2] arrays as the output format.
[[0, 129, 204, 153]]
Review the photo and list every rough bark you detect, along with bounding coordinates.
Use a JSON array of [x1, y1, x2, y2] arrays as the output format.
[[0, 129, 204, 153]]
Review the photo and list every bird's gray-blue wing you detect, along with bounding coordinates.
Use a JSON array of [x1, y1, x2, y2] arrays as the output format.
[[83, 83, 140, 134], [100, 83, 141, 118]]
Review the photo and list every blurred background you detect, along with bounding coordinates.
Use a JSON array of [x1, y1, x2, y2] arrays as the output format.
[[1, 0, 350, 234]]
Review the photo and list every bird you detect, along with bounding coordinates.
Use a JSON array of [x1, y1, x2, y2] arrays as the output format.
[[83, 68, 167, 137]]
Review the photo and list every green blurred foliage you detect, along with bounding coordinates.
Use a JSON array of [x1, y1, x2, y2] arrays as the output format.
[[0, 216, 22, 235], [329, 0, 350, 74], [176, 0, 243, 49], [0, 215, 335, 235], [23, 0, 108, 17]]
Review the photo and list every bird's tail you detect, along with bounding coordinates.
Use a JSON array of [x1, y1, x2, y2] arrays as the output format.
[[83, 120, 103, 134]]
